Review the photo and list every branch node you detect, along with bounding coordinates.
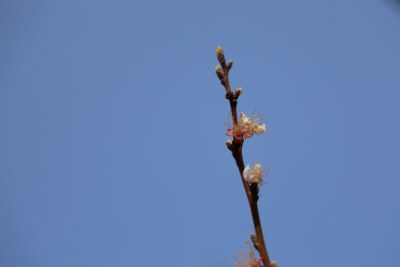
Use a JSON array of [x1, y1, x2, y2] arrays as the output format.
[[225, 91, 234, 100], [250, 183, 260, 202]]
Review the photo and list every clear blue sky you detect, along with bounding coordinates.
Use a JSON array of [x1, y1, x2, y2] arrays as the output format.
[[1, 1, 399, 267]]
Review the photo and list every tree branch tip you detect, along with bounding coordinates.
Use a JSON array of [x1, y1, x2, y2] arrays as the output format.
[[214, 47, 274, 267], [216, 46, 226, 66]]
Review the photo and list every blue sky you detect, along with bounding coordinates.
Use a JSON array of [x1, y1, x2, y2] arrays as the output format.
[[1, 1, 399, 267]]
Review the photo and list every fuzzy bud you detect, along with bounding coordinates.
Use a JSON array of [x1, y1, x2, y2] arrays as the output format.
[[216, 46, 226, 66], [271, 261, 278, 267], [234, 87, 243, 98], [227, 59, 233, 70], [215, 65, 224, 80], [250, 233, 260, 251], [226, 139, 232, 146]]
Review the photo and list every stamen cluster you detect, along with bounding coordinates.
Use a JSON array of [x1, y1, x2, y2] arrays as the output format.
[[226, 112, 266, 140]]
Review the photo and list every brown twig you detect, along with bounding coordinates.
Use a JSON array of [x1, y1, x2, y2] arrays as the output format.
[[215, 47, 273, 267]]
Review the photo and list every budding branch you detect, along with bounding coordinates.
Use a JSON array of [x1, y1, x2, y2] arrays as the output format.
[[215, 47, 273, 267]]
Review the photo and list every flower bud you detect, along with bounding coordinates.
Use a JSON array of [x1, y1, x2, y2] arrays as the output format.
[[243, 163, 265, 186], [216, 46, 226, 65], [227, 59, 233, 70], [234, 87, 243, 97], [215, 65, 224, 80], [250, 233, 260, 250]]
